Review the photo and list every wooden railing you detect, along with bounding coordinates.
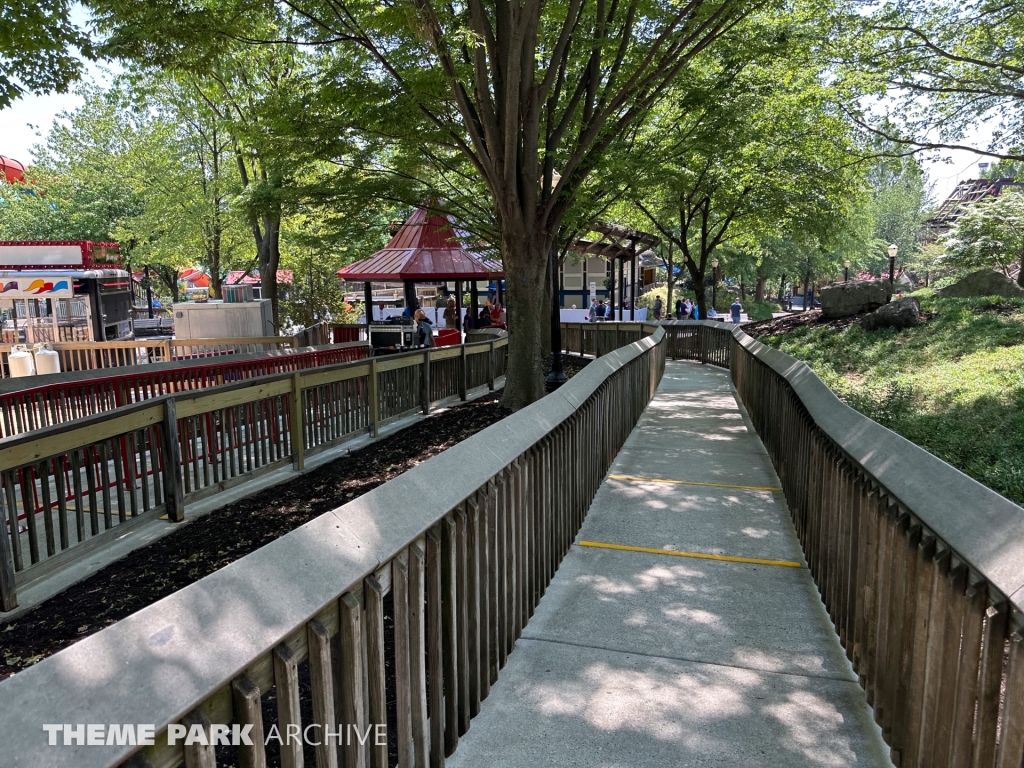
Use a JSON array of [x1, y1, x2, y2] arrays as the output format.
[[561, 320, 730, 368], [704, 320, 1024, 768], [0, 326, 665, 768], [0, 336, 509, 611], [0, 336, 299, 377], [0, 342, 371, 439]]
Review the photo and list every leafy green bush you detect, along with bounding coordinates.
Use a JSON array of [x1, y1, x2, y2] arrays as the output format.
[[745, 301, 778, 321]]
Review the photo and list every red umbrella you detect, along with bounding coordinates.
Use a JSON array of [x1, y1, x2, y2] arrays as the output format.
[[0, 156, 26, 185]]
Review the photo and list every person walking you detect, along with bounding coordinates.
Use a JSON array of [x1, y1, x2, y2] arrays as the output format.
[[588, 297, 599, 321], [653, 296, 663, 320], [675, 298, 684, 319], [730, 298, 743, 324], [683, 298, 693, 318], [443, 296, 459, 328], [413, 308, 434, 346]]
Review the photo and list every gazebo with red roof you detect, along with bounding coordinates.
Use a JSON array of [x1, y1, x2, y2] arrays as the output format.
[[338, 206, 503, 324]]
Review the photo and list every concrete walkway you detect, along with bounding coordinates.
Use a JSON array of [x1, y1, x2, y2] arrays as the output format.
[[450, 361, 892, 767]]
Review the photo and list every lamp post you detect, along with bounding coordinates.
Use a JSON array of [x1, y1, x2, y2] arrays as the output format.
[[711, 257, 719, 313], [887, 243, 898, 301], [843, 259, 850, 283]]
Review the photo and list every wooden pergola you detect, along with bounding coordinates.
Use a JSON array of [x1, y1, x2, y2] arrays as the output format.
[[569, 222, 660, 321]]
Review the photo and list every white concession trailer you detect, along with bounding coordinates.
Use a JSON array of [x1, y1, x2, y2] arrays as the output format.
[[0, 241, 134, 343]]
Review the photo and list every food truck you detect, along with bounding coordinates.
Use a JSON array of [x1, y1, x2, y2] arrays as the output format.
[[0, 241, 134, 343]]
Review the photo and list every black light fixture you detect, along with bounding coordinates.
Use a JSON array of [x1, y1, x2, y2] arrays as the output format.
[[887, 243, 898, 301]]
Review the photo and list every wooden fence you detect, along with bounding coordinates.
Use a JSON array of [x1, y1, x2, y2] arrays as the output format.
[[0, 336, 299, 377], [561, 320, 731, 367], [717, 320, 1024, 768], [0, 336, 509, 611], [0, 342, 371, 439], [0, 324, 665, 768]]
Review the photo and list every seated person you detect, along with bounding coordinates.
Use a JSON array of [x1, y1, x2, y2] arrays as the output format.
[[477, 307, 492, 327]]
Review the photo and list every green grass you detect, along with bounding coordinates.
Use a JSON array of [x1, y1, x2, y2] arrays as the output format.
[[760, 290, 1024, 504]]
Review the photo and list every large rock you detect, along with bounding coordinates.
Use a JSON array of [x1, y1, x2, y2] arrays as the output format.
[[820, 280, 892, 318], [859, 297, 921, 331], [939, 269, 1024, 298]]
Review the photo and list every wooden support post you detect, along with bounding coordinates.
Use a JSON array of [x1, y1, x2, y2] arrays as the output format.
[[307, 620, 338, 768], [426, 528, 445, 767], [232, 675, 267, 768], [392, 557, 414, 767], [290, 372, 304, 471], [273, 642, 303, 768], [441, 515, 459, 755], [365, 576, 389, 768], [488, 341, 495, 390], [409, 543, 429, 768], [0, 491, 17, 612], [369, 358, 380, 437], [421, 350, 431, 415], [338, 592, 367, 768], [161, 399, 185, 522], [181, 709, 216, 768], [459, 344, 468, 401]]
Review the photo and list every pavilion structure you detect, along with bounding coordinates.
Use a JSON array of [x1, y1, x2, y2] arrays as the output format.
[[570, 222, 660, 320], [338, 206, 503, 327], [925, 177, 1024, 232]]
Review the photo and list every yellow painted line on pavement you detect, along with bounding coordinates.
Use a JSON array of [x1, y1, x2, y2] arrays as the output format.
[[607, 473, 781, 493], [577, 540, 802, 568]]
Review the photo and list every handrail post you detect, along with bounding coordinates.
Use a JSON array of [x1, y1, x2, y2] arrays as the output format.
[[369, 358, 380, 437], [290, 372, 305, 470], [421, 350, 431, 415], [699, 325, 708, 365], [0, 491, 18, 611], [161, 399, 185, 522], [460, 344, 468, 401], [488, 341, 495, 390]]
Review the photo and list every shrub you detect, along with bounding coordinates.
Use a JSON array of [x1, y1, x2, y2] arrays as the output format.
[[745, 301, 778, 321]]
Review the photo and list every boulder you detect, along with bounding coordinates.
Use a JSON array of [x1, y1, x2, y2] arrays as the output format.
[[859, 297, 921, 331], [938, 269, 1024, 299], [820, 280, 892, 318]]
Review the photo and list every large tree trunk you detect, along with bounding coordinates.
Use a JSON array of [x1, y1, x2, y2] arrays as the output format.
[[501, 232, 549, 411], [694, 281, 708, 319], [755, 266, 766, 302], [666, 242, 674, 314], [1017, 257, 1024, 286], [208, 218, 223, 300], [259, 210, 282, 330]]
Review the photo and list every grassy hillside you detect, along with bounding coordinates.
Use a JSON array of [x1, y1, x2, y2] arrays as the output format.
[[756, 290, 1024, 504]]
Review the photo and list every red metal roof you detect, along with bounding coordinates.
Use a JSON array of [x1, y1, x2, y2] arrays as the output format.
[[338, 207, 503, 282]]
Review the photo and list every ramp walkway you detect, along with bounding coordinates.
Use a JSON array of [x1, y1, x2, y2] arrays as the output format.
[[450, 360, 892, 767]]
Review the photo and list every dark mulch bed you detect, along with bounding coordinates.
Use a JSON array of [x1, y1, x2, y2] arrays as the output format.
[[742, 309, 858, 338], [543, 354, 593, 378], [0, 392, 513, 680], [742, 308, 935, 339], [971, 302, 1022, 316]]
